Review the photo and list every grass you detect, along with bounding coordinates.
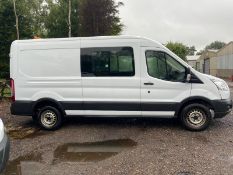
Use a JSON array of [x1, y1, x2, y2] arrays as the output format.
[[3, 87, 11, 97]]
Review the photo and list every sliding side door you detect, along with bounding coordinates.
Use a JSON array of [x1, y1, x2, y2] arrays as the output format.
[[80, 41, 141, 116]]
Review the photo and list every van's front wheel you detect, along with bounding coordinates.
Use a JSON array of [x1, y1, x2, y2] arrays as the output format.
[[38, 106, 63, 130], [180, 103, 212, 131]]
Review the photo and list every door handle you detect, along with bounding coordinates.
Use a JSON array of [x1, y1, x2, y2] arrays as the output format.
[[144, 82, 154, 85]]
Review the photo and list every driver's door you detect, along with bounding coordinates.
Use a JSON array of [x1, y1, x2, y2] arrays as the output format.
[[140, 47, 191, 117]]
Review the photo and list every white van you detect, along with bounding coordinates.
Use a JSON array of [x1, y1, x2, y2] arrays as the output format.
[[10, 36, 232, 131]]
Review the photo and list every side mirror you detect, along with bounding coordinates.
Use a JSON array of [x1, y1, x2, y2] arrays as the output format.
[[186, 68, 191, 82], [186, 73, 191, 82]]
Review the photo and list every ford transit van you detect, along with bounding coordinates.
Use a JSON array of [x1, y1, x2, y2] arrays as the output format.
[[10, 36, 232, 131]]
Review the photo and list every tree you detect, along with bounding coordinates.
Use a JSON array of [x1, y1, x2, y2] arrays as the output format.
[[197, 41, 226, 56], [187, 46, 196, 56], [205, 41, 226, 50], [45, 0, 79, 38], [166, 42, 189, 61], [0, 0, 46, 78], [196, 50, 204, 55], [0, 0, 124, 78], [0, 0, 17, 78], [12, 0, 19, 39], [22, 0, 48, 37], [68, 0, 71, 37], [11, 0, 47, 39], [79, 0, 123, 36]]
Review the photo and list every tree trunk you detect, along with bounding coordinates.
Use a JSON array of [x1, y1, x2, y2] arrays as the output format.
[[68, 0, 72, 37], [13, 0, 19, 40]]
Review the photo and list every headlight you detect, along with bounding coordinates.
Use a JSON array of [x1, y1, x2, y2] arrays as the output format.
[[211, 79, 229, 91]]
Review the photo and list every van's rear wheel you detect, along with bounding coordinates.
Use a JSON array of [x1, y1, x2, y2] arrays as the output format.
[[32, 114, 38, 123], [37, 106, 63, 130], [180, 103, 212, 131]]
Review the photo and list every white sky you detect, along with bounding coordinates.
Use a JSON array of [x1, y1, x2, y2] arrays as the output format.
[[118, 0, 233, 51]]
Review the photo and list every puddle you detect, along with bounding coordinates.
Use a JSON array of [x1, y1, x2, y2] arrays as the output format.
[[4, 139, 137, 174], [6, 125, 46, 139], [4, 152, 43, 175], [53, 139, 137, 163], [193, 135, 210, 143], [177, 172, 193, 175]]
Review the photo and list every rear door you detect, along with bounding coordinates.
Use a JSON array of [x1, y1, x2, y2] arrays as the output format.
[[140, 47, 191, 117], [80, 40, 141, 116]]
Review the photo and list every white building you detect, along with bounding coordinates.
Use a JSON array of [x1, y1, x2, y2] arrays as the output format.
[[216, 42, 233, 78], [186, 55, 200, 70]]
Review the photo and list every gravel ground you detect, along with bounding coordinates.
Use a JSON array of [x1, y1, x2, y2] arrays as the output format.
[[0, 88, 232, 175]]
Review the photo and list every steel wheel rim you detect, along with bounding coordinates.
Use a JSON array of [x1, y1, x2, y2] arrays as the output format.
[[187, 109, 206, 126], [41, 110, 57, 128]]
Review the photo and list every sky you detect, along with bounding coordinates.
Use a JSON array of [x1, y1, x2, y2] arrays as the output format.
[[118, 0, 233, 51]]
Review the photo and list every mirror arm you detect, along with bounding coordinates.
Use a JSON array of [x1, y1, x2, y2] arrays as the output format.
[[186, 67, 191, 82]]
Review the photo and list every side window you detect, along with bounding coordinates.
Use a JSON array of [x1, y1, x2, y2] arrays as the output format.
[[146, 51, 186, 82], [81, 47, 135, 77]]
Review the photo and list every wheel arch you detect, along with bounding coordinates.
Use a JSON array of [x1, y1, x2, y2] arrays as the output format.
[[175, 96, 214, 118], [32, 98, 65, 116]]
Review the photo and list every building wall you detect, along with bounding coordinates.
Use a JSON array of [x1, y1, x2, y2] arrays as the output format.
[[216, 42, 233, 78], [210, 57, 217, 76], [216, 69, 233, 78], [187, 60, 196, 68], [197, 42, 233, 78], [217, 54, 233, 69], [198, 50, 218, 74], [218, 42, 233, 56], [196, 61, 200, 72]]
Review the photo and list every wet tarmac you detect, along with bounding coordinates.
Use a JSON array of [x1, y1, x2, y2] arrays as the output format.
[[5, 152, 43, 175], [5, 120, 49, 140], [6, 127, 47, 140]]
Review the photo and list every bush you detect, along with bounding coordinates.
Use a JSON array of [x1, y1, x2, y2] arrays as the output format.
[[0, 64, 10, 79]]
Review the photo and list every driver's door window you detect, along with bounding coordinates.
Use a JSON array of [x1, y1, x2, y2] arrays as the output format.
[[146, 51, 186, 82]]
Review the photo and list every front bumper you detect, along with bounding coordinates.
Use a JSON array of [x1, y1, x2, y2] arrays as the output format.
[[212, 99, 232, 118], [0, 133, 10, 173]]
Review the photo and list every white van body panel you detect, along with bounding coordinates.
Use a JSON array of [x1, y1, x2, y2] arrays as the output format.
[[190, 70, 221, 100], [191, 70, 230, 100], [13, 40, 82, 102]]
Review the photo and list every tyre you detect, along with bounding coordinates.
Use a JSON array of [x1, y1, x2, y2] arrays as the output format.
[[180, 103, 212, 131], [32, 114, 38, 123], [37, 106, 63, 130]]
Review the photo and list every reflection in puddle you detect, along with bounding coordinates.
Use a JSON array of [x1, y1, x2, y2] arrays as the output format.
[[5, 153, 43, 175], [53, 139, 137, 163]]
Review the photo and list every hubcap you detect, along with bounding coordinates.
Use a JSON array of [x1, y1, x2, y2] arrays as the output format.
[[41, 110, 57, 128], [187, 109, 206, 126]]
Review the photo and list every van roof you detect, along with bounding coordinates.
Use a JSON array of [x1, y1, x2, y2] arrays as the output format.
[[14, 35, 144, 42], [12, 35, 162, 47]]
